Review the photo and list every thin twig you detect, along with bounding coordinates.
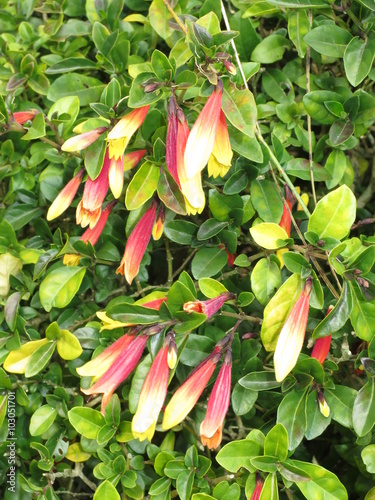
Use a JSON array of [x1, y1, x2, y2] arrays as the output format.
[[162, 0, 187, 34], [164, 237, 174, 285], [306, 9, 317, 206]]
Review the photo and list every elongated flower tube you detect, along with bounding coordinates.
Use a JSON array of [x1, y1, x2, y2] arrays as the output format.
[[124, 149, 147, 172], [116, 201, 157, 284], [200, 349, 232, 450], [207, 110, 233, 179], [162, 348, 222, 430], [47, 169, 84, 221], [76, 150, 110, 229], [76, 331, 137, 379], [132, 333, 174, 442], [166, 95, 179, 186], [61, 127, 107, 152], [81, 334, 148, 413], [184, 83, 223, 179], [279, 185, 296, 237], [108, 156, 124, 199], [107, 106, 150, 160], [12, 109, 38, 124], [251, 478, 263, 500], [80, 200, 116, 246], [274, 278, 313, 382], [176, 108, 205, 214], [152, 205, 165, 241], [183, 291, 236, 319]]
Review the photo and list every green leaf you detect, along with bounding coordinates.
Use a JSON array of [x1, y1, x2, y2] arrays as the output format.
[[268, 0, 329, 5], [198, 278, 228, 298], [304, 25, 352, 58], [329, 121, 354, 146], [307, 185, 356, 240], [21, 113, 46, 140], [174, 311, 207, 334], [288, 10, 309, 57], [222, 81, 257, 138], [106, 303, 162, 324], [361, 444, 375, 474], [176, 470, 194, 500], [47, 73, 105, 106], [68, 407, 106, 439], [313, 281, 352, 338], [231, 383, 258, 416], [56, 330, 82, 360], [251, 35, 291, 64], [39, 266, 86, 312], [93, 480, 120, 500], [353, 378, 375, 437], [349, 282, 375, 342], [251, 258, 282, 306], [197, 219, 228, 240], [239, 371, 281, 391], [284, 158, 331, 181], [325, 150, 347, 189], [128, 72, 165, 108], [47, 96, 80, 134], [126, 162, 160, 211], [167, 280, 196, 316], [250, 223, 288, 250], [305, 391, 331, 440], [259, 473, 279, 500], [264, 424, 289, 461], [261, 273, 302, 351], [277, 388, 308, 450], [157, 170, 187, 215], [25, 341, 56, 378], [29, 405, 57, 436], [291, 460, 348, 499], [325, 385, 357, 429], [303, 91, 345, 125], [191, 247, 228, 279], [216, 439, 261, 472], [164, 220, 198, 245], [84, 134, 106, 180], [4, 204, 44, 231], [344, 36, 375, 87], [45, 57, 97, 74], [250, 180, 283, 223]]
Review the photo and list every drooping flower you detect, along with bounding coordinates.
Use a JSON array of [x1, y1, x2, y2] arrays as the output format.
[[124, 149, 147, 172], [61, 127, 107, 152], [116, 200, 157, 284], [162, 348, 222, 430], [274, 278, 312, 382], [132, 333, 175, 442], [207, 110, 233, 179], [166, 95, 179, 186], [0, 253, 22, 297], [108, 156, 124, 199], [81, 334, 148, 413], [311, 305, 333, 364], [183, 291, 236, 319], [76, 150, 110, 229], [200, 348, 232, 450], [184, 83, 223, 179], [47, 169, 84, 221], [152, 205, 165, 241], [279, 185, 296, 237], [251, 477, 263, 500], [107, 106, 150, 161], [12, 109, 39, 124]]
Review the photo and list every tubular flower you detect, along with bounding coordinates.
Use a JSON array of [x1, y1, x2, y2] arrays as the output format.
[[116, 201, 157, 284], [124, 149, 147, 172], [279, 185, 296, 237], [107, 106, 150, 160], [152, 205, 165, 241], [12, 109, 39, 124], [108, 156, 124, 199], [47, 169, 84, 221], [76, 331, 136, 380], [184, 82, 223, 179], [251, 477, 263, 500], [132, 333, 175, 442], [317, 389, 330, 418], [162, 348, 222, 430], [183, 291, 236, 319], [166, 95, 179, 185], [274, 278, 313, 382], [61, 127, 107, 152], [76, 150, 110, 229], [207, 110, 233, 179], [311, 305, 333, 364], [81, 334, 148, 413], [200, 349, 232, 450], [176, 108, 205, 214]]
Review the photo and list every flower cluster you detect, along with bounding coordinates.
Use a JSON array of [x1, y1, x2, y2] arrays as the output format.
[[77, 292, 234, 447]]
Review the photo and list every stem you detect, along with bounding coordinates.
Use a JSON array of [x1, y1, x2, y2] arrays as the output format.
[[162, 0, 187, 34], [306, 9, 317, 206], [164, 237, 173, 285], [172, 248, 198, 279], [221, 311, 262, 324]]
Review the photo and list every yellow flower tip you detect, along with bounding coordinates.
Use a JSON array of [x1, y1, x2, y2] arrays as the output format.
[[200, 425, 223, 450], [298, 192, 309, 211], [76, 201, 102, 229], [167, 345, 177, 370], [131, 419, 156, 443], [109, 157, 124, 199], [207, 155, 231, 179], [108, 137, 128, 161], [96, 311, 131, 331], [63, 254, 81, 266], [317, 391, 330, 418]]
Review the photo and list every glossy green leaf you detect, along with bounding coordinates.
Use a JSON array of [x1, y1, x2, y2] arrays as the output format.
[[56, 330, 82, 360], [304, 25, 352, 58], [353, 378, 375, 436], [191, 247, 228, 279], [259, 473, 279, 500], [126, 161, 160, 210], [164, 220, 198, 245], [93, 480, 120, 500], [84, 134, 106, 180], [231, 383, 258, 416], [197, 219, 228, 240], [288, 10, 309, 57], [361, 445, 375, 474], [303, 91, 345, 125], [291, 460, 348, 499], [344, 36, 375, 87], [198, 278, 228, 298], [251, 35, 291, 64], [216, 439, 261, 472], [305, 391, 331, 440], [106, 303, 162, 324], [251, 258, 282, 306], [325, 385, 357, 429], [47, 73, 105, 106], [313, 281, 352, 338], [264, 424, 289, 461], [39, 266, 86, 312], [325, 150, 347, 189], [284, 158, 331, 181], [250, 223, 288, 250], [239, 371, 281, 391], [29, 405, 57, 436], [25, 341, 56, 378], [250, 180, 283, 223], [222, 81, 257, 138], [277, 388, 308, 450], [68, 407, 106, 439], [308, 185, 356, 240], [349, 282, 375, 342]]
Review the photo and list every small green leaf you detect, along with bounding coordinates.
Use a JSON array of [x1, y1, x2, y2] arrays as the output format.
[[344, 36, 375, 87], [39, 266, 86, 312], [291, 460, 348, 499], [216, 439, 261, 472], [239, 371, 281, 391], [250, 223, 288, 250], [56, 330, 82, 360], [277, 388, 308, 450], [191, 247, 228, 279], [68, 407, 106, 439], [21, 113, 46, 140], [250, 180, 283, 223], [251, 258, 282, 306], [198, 278, 228, 298], [25, 341, 56, 377], [30, 405, 57, 436], [265, 424, 289, 461], [93, 480, 120, 500], [304, 25, 352, 58], [361, 444, 375, 474], [126, 161, 160, 210], [353, 378, 375, 437]]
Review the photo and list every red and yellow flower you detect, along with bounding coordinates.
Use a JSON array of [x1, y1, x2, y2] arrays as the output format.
[[61, 127, 107, 152], [183, 291, 236, 318], [311, 305, 333, 364], [47, 169, 84, 221], [207, 110, 233, 179]]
